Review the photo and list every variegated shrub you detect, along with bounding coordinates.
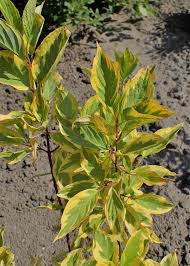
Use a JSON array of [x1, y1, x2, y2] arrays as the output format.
[[0, 0, 181, 265]]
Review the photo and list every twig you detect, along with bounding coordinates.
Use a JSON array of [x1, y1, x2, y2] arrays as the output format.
[[45, 128, 71, 252]]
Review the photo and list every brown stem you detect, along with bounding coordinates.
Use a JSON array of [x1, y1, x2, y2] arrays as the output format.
[[114, 115, 119, 172], [45, 128, 71, 252]]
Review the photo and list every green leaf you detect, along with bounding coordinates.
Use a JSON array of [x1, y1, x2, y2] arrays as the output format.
[[60, 249, 82, 266], [58, 180, 97, 200], [81, 95, 100, 116], [160, 252, 178, 266], [56, 90, 78, 120], [120, 67, 155, 110], [93, 230, 118, 263], [121, 230, 149, 266], [115, 48, 138, 83], [0, 0, 22, 31], [0, 51, 30, 90], [91, 43, 120, 107], [22, 0, 37, 41], [130, 194, 174, 214], [31, 88, 49, 123], [142, 124, 183, 157], [55, 189, 98, 240], [124, 133, 163, 154], [0, 150, 30, 164], [132, 165, 176, 186], [0, 19, 25, 59], [0, 126, 24, 146], [32, 26, 70, 82], [105, 188, 125, 233], [43, 72, 62, 102]]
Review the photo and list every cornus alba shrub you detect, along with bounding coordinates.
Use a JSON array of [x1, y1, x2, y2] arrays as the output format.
[[0, 0, 182, 265]]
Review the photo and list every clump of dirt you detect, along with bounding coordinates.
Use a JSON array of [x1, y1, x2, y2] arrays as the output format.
[[0, 0, 190, 265]]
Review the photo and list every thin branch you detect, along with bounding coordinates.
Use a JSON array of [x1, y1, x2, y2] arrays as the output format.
[[38, 146, 48, 153], [45, 128, 71, 252], [50, 146, 59, 153]]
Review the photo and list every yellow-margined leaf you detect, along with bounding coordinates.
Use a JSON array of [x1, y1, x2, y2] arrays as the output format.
[[56, 90, 78, 121], [142, 227, 160, 244], [96, 262, 115, 266], [120, 229, 149, 266], [27, 13, 44, 54], [22, 0, 37, 41], [142, 124, 183, 157], [124, 133, 163, 154], [105, 188, 125, 233], [0, 126, 24, 146], [80, 125, 108, 150], [0, 150, 30, 164], [120, 107, 160, 134], [160, 252, 178, 266], [35, 2, 44, 15], [0, 111, 25, 125], [91, 44, 120, 107], [31, 88, 49, 123], [32, 26, 70, 82], [0, 19, 25, 59], [60, 249, 82, 266], [81, 95, 100, 116], [144, 259, 160, 266], [0, 0, 22, 31], [0, 228, 4, 246], [52, 149, 81, 188], [58, 119, 100, 150], [39, 202, 62, 211], [125, 205, 152, 234], [81, 258, 97, 266], [50, 131, 78, 153], [81, 150, 105, 181], [120, 67, 155, 110], [93, 230, 119, 264], [130, 194, 174, 214], [55, 189, 98, 240], [58, 180, 97, 200], [132, 165, 176, 186], [43, 72, 62, 102], [0, 51, 30, 90], [115, 48, 139, 83], [0, 246, 15, 265], [136, 99, 174, 119], [91, 115, 114, 135]]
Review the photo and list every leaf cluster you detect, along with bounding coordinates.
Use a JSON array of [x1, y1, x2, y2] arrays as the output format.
[[0, 0, 180, 265]]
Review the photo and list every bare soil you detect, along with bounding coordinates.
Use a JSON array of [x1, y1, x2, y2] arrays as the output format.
[[0, 0, 190, 265]]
